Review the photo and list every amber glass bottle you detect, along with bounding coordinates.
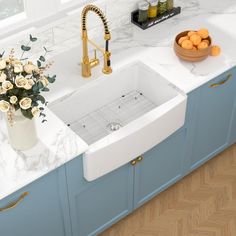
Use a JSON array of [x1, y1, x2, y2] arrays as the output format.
[[148, 0, 158, 18]]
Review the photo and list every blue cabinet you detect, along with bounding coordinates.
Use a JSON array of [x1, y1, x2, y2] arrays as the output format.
[[229, 69, 236, 145], [66, 128, 186, 236], [189, 67, 236, 170], [0, 167, 71, 236], [229, 103, 236, 145], [133, 128, 186, 209], [65, 156, 133, 236]]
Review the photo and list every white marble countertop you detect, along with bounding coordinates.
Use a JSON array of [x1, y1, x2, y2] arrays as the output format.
[[0, 109, 88, 201], [1, 5, 236, 201]]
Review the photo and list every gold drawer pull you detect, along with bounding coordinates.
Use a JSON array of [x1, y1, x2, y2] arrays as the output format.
[[210, 74, 233, 88], [0, 192, 29, 212]]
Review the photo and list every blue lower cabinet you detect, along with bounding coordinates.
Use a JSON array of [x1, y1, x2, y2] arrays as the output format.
[[65, 156, 134, 236], [133, 128, 186, 209], [0, 167, 71, 236], [229, 106, 236, 145], [189, 67, 236, 170]]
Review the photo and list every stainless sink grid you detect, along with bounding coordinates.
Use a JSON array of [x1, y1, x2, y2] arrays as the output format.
[[70, 90, 157, 145]]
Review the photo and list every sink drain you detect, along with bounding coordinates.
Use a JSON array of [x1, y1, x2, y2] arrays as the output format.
[[107, 122, 122, 132]]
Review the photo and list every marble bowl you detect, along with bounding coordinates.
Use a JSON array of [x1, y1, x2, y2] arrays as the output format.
[[174, 31, 212, 62]]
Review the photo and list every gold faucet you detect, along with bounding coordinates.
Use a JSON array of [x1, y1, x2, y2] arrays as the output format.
[[81, 5, 112, 78]]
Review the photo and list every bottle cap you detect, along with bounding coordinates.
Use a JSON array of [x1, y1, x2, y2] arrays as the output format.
[[149, 0, 158, 6], [138, 1, 149, 10]]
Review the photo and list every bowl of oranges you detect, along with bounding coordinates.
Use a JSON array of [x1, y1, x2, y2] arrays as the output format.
[[174, 28, 221, 62]]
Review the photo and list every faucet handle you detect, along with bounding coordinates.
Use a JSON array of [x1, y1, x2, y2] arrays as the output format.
[[94, 49, 97, 59], [90, 49, 100, 68]]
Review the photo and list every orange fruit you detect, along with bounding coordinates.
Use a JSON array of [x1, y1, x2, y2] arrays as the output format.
[[181, 39, 193, 50], [197, 28, 209, 39], [211, 45, 221, 56], [192, 46, 198, 51], [178, 36, 189, 45], [187, 31, 196, 37], [202, 39, 210, 45], [190, 34, 202, 46], [197, 41, 209, 50]]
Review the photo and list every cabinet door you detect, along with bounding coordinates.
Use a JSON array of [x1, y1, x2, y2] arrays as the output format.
[[190, 67, 236, 169], [229, 103, 236, 145], [66, 156, 133, 236], [134, 128, 186, 209], [0, 167, 70, 236]]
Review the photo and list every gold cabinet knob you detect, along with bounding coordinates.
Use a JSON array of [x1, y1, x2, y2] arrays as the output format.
[[130, 160, 137, 166], [137, 156, 143, 162]]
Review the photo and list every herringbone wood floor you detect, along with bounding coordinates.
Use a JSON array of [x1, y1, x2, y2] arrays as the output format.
[[100, 144, 236, 236]]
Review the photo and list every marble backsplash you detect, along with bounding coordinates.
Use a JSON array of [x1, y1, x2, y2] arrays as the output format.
[[0, 0, 235, 60]]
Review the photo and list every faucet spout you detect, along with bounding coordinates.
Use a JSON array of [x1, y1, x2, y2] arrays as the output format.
[[81, 5, 112, 77]]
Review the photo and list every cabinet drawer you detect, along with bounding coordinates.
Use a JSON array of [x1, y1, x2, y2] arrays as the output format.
[[0, 168, 68, 236]]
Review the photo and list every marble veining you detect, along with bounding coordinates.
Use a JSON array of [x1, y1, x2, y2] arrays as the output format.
[[0, 109, 88, 201], [1, 0, 236, 201]]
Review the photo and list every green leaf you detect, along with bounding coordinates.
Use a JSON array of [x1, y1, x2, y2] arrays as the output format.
[[21, 109, 33, 120], [37, 81, 44, 89], [47, 75, 56, 83], [42, 87, 49, 92], [30, 34, 37, 42], [39, 56, 45, 62], [40, 112, 46, 118], [37, 60, 41, 67], [37, 95, 46, 104], [32, 101, 39, 107], [32, 84, 39, 93], [0, 51, 5, 58], [21, 45, 31, 51]]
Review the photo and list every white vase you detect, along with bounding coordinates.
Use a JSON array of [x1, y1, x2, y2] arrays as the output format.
[[6, 110, 38, 151]]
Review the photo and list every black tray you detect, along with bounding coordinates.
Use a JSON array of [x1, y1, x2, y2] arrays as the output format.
[[131, 7, 181, 30]]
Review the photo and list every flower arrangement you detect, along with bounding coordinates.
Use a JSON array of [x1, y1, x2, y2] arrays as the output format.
[[0, 35, 56, 122]]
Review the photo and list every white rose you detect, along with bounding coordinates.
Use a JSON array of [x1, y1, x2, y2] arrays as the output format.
[[11, 59, 22, 66], [24, 79, 34, 90], [24, 63, 37, 74], [15, 76, 28, 88], [19, 97, 32, 110], [40, 77, 49, 87], [10, 96, 18, 104], [14, 64, 23, 73], [0, 72, 6, 82], [2, 81, 13, 90], [0, 86, 7, 94], [31, 106, 40, 117], [28, 79, 34, 86], [0, 100, 10, 112], [0, 59, 6, 70]]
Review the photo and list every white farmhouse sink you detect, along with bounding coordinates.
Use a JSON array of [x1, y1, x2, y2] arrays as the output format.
[[50, 61, 187, 181]]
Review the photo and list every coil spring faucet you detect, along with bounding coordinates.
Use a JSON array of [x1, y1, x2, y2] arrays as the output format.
[[81, 5, 112, 77]]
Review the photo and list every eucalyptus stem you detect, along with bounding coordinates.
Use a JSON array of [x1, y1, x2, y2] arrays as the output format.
[[20, 41, 31, 60]]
